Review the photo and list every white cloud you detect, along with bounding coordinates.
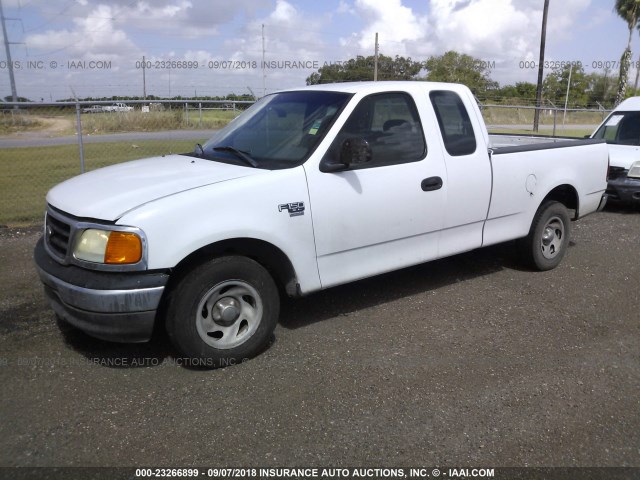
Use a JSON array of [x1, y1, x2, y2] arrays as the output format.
[[218, 0, 330, 92], [7, 0, 606, 98], [335, 0, 594, 84], [429, 0, 538, 61], [26, 4, 137, 58], [337, 0, 355, 15], [340, 0, 427, 56]]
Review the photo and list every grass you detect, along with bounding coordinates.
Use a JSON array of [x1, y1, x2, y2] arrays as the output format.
[[81, 109, 240, 134], [0, 111, 43, 134], [0, 105, 599, 226], [0, 140, 196, 225], [481, 106, 607, 126], [488, 128, 592, 138], [0, 108, 240, 138]]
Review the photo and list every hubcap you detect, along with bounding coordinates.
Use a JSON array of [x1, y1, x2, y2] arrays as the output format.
[[540, 216, 564, 260], [212, 297, 240, 325], [195, 280, 263, 350]]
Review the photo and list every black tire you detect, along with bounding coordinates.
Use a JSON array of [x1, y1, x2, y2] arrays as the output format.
[[518, 201, 571, 271], [165, 256, 279, 368]]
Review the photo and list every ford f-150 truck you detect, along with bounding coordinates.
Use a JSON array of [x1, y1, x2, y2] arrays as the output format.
[[591, 96, 640, 207], [104, 102, 134, 112], [34, 81, 609, 366]]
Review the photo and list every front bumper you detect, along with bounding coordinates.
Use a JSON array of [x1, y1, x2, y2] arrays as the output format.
[[34, 237, 169, 342], [607, 176, 640, 206]]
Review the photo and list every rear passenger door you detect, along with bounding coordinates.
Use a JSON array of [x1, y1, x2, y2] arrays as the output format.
[[428, 90, 492, 256]]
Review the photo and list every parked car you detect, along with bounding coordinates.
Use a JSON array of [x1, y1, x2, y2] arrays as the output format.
[[82, 105, 105, 114], [104, 102, 134, 112], [34, 81, 609, 366], [591, 97, 640, 207]]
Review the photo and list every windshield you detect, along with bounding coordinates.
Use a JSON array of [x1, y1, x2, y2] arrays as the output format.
[[593, 111, 640, 145], [193, 91, 352, 169]]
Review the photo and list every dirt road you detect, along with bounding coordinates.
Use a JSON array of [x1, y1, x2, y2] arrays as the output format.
[[0, 207, 638, 470]]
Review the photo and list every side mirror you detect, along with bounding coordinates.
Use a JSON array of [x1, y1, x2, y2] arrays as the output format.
[[340, 138, 372, 166], [320, 137, 373, 173]]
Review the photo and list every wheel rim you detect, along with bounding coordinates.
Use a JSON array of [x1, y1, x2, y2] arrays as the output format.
[[195, 280, 263, 350], [540, 215, 565, 260]]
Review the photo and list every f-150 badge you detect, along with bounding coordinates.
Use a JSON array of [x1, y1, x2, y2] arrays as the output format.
[[278, 202, 305, 217]]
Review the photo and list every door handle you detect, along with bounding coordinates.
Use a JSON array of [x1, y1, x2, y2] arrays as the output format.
[[421, 176, 443, 191]]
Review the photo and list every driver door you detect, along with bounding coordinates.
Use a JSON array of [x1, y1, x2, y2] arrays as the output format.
[[304, 92, 447, 288]]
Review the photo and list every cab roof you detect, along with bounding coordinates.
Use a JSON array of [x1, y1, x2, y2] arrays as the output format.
[[275, 81, 472, 97], [614, 96, 640, 112]]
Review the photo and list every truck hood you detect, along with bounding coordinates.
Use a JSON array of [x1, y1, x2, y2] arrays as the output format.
[[606, 144, 640, 169], [47, 154, 264, 221]]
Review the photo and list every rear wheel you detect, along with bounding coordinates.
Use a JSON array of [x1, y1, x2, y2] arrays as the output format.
[[518, 201, 571, 271], [166, 256, 279, 367]]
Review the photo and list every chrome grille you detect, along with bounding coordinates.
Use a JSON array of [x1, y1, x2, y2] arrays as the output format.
[[45, 209, 72, 261]]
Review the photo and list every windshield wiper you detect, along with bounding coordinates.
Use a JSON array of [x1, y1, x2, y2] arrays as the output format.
[[212, 146, 258, 168], [194, 143, 204, 157]]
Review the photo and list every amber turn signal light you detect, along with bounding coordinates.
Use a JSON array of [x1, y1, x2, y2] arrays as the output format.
[[104, 232, 142, 264]]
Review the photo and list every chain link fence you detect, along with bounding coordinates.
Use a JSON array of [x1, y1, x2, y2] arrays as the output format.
[[0, 99, 609, 226], [0, 100, 252, 225], [481, 104, 610, 136]]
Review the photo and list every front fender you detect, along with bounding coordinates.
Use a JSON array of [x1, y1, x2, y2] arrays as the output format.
[[118, 166, 322, 294]]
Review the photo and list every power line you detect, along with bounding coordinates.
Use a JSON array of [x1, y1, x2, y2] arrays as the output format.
[[25, 0, 138, 57], [23, 0, 75, 34]]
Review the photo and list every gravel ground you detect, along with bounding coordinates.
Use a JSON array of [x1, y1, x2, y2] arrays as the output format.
[[0, 206, 638, 471]]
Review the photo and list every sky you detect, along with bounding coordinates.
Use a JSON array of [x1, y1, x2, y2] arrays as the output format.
[[0, 0, 637, 101]]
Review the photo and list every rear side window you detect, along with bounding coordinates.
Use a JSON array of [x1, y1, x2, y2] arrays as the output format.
[[429, 90, 477, 156]]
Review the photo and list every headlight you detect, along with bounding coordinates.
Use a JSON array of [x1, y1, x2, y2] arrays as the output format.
[[628, 161, 640, 179], [74, 229, 142, 264]]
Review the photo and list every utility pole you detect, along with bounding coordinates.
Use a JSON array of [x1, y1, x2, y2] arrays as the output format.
[[533, 0, 550, 132], [563, 62, 573, 125], [0, 0, 18, 103], [374, 32, 379, 81], [262, 23, 266, 97], [142, 55, 147, 100]]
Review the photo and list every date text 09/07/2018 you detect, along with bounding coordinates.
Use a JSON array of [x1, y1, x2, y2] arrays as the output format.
[[519, 60, 640, 70], [134, 467, 496, 478]]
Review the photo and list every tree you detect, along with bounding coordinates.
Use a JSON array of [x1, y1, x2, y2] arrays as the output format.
[[3, 95, 31, 102], [423, 51, 498, 95], [586, 69, 617, 106], [491, 82, 538, 104], [614, 0, 640, 105], [543, 63, 590, 107], [305, 54, 423, 85]]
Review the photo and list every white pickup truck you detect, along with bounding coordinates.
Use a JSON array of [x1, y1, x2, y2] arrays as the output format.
[[34, 81, 609, 366], [81, 102, 133, 113], [104, 102, 134, 112], [591, 96, 640, 207]]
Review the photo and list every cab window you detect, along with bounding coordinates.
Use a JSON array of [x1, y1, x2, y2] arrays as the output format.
[[430, 90, 477, 156]]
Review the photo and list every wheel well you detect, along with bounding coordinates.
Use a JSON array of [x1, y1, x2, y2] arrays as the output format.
[[542, 184, 579, 219], [170, 238, 299, 297]]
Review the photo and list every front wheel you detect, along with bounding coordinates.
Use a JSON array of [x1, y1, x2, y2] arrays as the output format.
[[518, 201, 571, 271], [165, 256, 279, 367]]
